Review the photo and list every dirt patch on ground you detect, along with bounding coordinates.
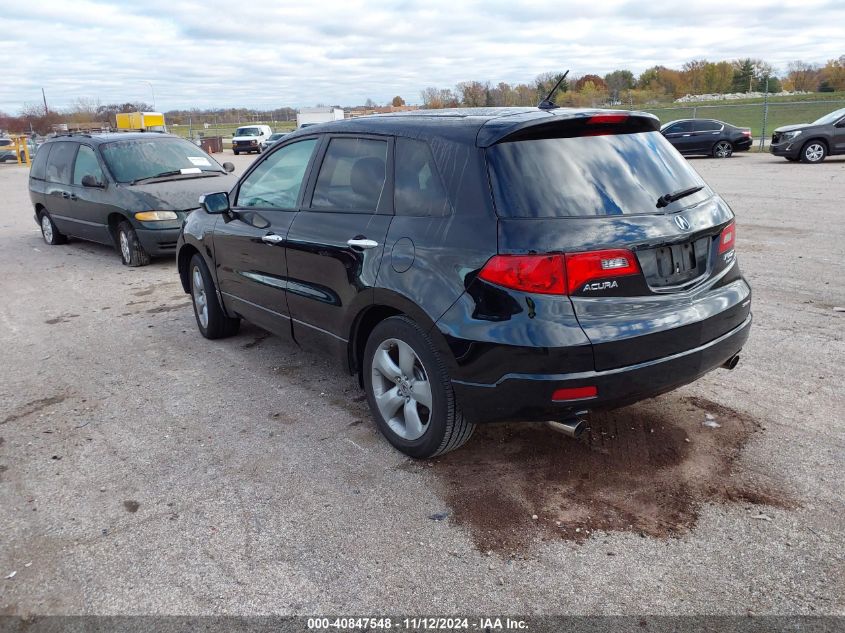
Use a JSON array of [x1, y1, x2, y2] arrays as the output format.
[[1, 395, 67, 425], [145, 302, 192, 314], [430, 395, 793, 553]]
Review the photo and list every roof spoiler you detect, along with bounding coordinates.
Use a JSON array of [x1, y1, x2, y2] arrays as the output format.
[[477, 110, 660, 147]]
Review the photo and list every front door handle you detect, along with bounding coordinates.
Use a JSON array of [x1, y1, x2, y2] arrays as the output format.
[[61, 191, 70, 199], [347, 238, 379, 250], [261, 234, 284, 244]]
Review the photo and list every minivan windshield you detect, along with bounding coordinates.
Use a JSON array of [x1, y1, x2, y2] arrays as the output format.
[[235, 127, 260, 136], [812, 108, 845, 126], [101, 138, 223, 184], [487, 131, 709, 217]]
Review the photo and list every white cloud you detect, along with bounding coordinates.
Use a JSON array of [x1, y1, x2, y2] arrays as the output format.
[[1, 0, 843, 112]]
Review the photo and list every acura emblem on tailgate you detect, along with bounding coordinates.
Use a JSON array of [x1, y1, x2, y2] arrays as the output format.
[[674, 215, 691, 231]]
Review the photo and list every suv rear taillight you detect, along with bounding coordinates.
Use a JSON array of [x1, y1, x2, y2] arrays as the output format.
[[564, 249, 640, 295], [718, 222, 736, 253], [478, 249, 640, 296], [478, 254, 566, 294]]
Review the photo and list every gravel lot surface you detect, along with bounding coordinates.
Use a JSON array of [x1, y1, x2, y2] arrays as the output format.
[[0, 150, 843, 616]]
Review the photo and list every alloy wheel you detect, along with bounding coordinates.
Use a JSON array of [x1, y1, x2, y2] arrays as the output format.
[[714, 141, 732, 158], [41, 215, 53, 243], [370, 338, 432, 441], [805, 143, 824, 162], [119, 230, 131, 263], [192, 266, 209, 328]]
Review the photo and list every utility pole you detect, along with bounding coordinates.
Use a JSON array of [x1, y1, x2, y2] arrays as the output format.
[[759, 76, 770, 151], [42, 88, 48, 115]]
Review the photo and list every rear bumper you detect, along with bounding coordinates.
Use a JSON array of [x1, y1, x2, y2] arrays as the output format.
[[734, 137, 753, 151], [452, 314, 752, 424], [136, 227, 180, 258]]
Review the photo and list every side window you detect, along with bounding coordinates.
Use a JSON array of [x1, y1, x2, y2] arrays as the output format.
[[45, 142, 78, 184], [236, 138, 318, 209], [30, 143, 51, 180], [694, 120, 722, 132], [311, 138, 388, 213], [394, 138, 451, 217], [72, 145, 105, 185], [664, 121, 691, 134]]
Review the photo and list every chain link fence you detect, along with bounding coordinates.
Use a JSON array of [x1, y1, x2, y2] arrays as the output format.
[[636, 99, 845, 148]]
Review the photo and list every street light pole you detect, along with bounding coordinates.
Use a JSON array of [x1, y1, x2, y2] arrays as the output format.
[[142, 81, 156, 110]]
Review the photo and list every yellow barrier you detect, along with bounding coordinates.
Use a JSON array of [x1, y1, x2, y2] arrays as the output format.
[[5, 136, 32, 166]]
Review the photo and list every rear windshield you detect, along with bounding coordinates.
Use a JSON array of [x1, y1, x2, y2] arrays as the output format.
[[487, 131, 709, 217]]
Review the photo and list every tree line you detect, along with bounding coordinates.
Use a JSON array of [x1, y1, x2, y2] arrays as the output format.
[[419, 56, 845, 109]]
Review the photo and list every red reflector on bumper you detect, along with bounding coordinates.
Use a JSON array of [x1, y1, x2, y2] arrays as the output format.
[[552, 386, 598, 401]]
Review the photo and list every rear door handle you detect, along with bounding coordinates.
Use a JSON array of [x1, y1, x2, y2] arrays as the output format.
[[61, 192, 70, 199], [261, 234, 284, 244], [68, 193, 77, 201], [347, 238, 379, 250]]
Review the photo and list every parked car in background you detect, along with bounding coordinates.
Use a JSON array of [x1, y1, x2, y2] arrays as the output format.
[[177, 107, 750, 458], [0, 137, 39, 163], [661, 119, 752, 158], [261, 132, 288, 150], [231, 125, 272, 155], [29, 133, 236, 266], [770, 107, 845, 163]]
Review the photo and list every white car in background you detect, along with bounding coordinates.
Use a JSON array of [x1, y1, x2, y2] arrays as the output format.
[[231, 124, 272, 155]]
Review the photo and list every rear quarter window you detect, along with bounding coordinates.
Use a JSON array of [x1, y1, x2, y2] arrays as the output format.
[[29, 142, 51, 180], [487, 131, 708, 218], [394, 138, 451, 217]]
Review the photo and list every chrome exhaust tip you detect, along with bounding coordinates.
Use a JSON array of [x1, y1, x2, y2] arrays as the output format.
[[546, 418, 587, 439], [722, 354, 740, 370]]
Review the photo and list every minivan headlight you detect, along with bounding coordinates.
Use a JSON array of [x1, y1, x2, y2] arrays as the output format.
[[135, 211, 178, 221], [781, 130, 802, 141]]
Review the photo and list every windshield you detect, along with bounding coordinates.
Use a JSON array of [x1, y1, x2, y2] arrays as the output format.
[[812, 108, 845, 126], [487, 131, 709, 218], [100, 138, 222, 183], [235, 127, 260, 136]]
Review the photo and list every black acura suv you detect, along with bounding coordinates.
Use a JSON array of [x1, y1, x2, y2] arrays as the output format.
[[177, 108, 751, 458]]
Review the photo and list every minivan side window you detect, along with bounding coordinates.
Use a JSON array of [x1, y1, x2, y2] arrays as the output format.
[[394, 138, 451, 217], [311, 138, 388, 213], [45, 142, 78, 184], [236, 138, 318, 209], [72, 145, 105, 185]]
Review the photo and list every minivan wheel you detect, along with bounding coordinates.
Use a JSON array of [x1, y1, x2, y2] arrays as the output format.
[[39, 211, 66, 245], [363, 316, 475, 458], [712, 141, 733, 158], [189, 253, 240, 339], [116, 221, 151, 267], [801, 141, 826, 163]]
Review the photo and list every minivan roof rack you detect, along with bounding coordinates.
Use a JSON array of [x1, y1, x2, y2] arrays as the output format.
[[537, 70, 570, 111]]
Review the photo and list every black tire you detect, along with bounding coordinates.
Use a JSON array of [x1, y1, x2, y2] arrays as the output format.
[[116, 220, 151, 267], [233, 150, 239, 155], [712, 140, 733, 158], [189, 253, 240, 339], [800, 140, 826, 163], [363, 315, 474, 458], [39, 210, 67, 245]]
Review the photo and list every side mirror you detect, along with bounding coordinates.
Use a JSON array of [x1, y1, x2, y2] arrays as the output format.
[[199, 191, 231, 214], [81, 174, 104, 188], [222, 162, 235, 173]]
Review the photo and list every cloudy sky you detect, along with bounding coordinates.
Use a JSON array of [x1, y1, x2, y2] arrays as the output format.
[[1, 0, 843, 113]]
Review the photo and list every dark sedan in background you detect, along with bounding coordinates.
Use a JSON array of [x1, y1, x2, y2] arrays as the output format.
[[661, 119, 752, 158]]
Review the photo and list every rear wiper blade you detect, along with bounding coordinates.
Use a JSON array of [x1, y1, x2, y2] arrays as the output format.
[[656, 185, 703, 208]]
